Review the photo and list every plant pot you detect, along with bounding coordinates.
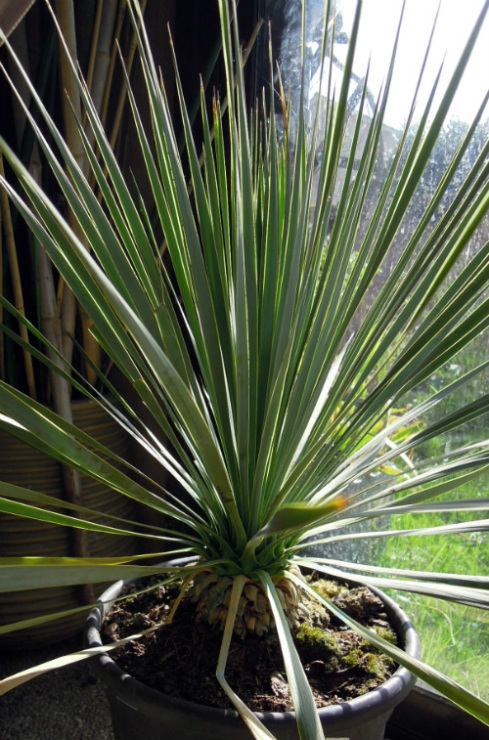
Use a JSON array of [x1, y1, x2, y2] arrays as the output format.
[[0, 398, 136, 648], [84, 558, 421, 740]]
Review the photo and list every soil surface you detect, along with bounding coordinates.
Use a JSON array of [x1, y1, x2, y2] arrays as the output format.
[[103, 574, 399, 712]]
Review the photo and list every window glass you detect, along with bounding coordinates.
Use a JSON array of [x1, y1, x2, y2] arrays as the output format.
[[271, 0, 489, 699]]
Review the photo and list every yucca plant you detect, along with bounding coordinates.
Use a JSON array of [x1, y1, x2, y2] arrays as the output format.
[[0, 0, 489, 737]]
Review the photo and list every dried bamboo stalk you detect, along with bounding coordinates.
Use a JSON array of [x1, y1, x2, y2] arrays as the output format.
[[30, 142, 94, 606], [53, 0, 102, 381], [88, 0, 118, 120], [94, 0, 146, 203], [0, 190, 3, 381], [53, 0, 86, 177], [53, 0, 84, 370], [100, 0, 127, 127], [85, 0, 104, 95], [0, 153, 37, 398], [90, 0, 124, 196], [6, 22, 31, 147], [108, 0, 147, 151], [1, 21, 37, 394], [0, 0, 36, 42], [80, 0, 120, 381]]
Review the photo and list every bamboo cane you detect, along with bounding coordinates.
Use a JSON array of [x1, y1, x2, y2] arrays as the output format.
[[108, 0, 147, 152], [89, 0, 124, 195], [53, 0, 84, 367], [88, 0, 118, 122], [6, 22, 31, 148], [26, 4, 95, 602], [0, 189, 3, 381], [93, 0, 147, 206], [100, 0, 127, 128], [55, 0, 123, 382], [85, 0, 104, 96], [0, 153, 37, 398], [29, 142, 94, 606], [91, 0, 143, 202], [53, 0, 102, 382], [53, 1, 85, 171], [79, 0, 120, 381], [0, 0, 36, 42], [1, 21, 39, 396]]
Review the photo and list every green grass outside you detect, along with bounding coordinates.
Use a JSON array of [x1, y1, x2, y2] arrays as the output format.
[[375, 470, 489, 700], [371, 336, 489, 699]]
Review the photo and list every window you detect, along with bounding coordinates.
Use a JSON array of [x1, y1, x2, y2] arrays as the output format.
[[268, 0, 489, 701]]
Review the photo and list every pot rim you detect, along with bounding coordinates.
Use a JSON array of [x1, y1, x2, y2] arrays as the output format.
[[84, 556, 420, 726]]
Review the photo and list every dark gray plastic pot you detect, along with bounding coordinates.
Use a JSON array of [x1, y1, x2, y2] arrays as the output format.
[[84, 559, 420, 740]]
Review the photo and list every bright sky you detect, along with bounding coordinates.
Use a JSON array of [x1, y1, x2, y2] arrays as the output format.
[[336, 0, 489, 126]]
